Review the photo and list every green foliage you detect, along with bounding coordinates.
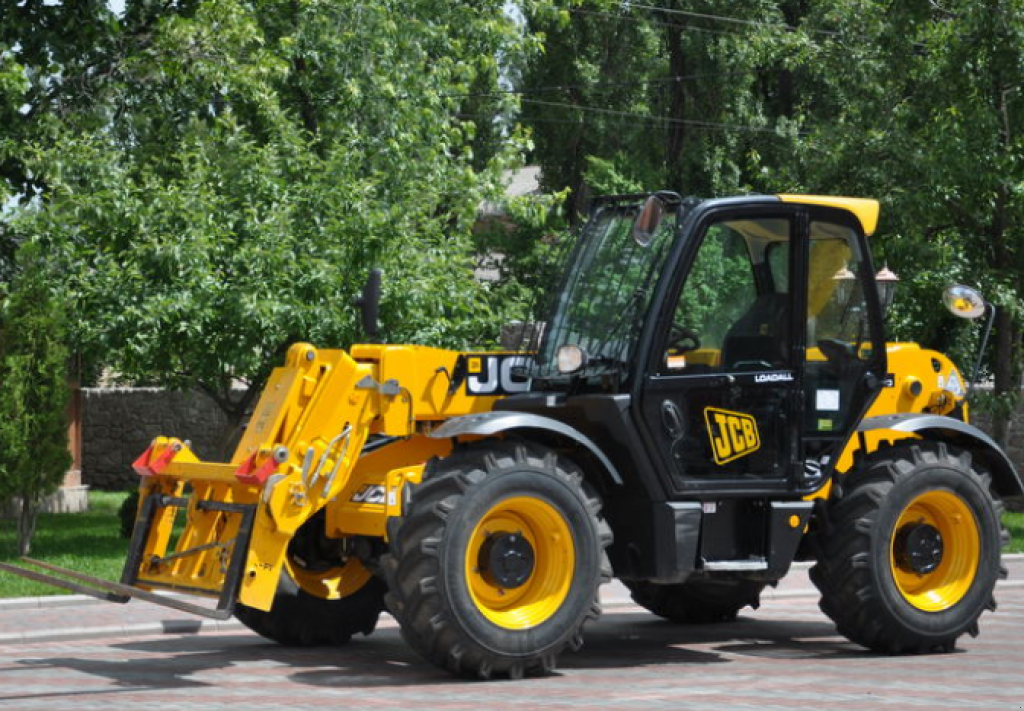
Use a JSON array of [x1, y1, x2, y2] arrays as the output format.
[[474, 189, 572, 328], [118, 490, 140, 539], [4, 0, 555, 421], [520, 0, 801, 217], [0, 244, 72, 556], [1005, 511, 1024, 550]]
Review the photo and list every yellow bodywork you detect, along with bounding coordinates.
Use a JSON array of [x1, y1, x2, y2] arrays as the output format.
[[806, 342, 968, 502], [130, 343, 505, 611]]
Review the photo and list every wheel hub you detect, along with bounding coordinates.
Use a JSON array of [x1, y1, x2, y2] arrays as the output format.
[[479, 532, 536, 589], [894, 522, 944, 574]]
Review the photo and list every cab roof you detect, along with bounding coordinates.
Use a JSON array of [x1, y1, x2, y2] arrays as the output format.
[[776, 194, 880, 236]]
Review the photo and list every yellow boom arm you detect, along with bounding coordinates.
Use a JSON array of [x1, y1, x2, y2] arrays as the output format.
[[129, 342, 510, 611]]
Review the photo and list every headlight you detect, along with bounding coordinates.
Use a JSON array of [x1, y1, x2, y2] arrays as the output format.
[[556, 344, 587, 374]]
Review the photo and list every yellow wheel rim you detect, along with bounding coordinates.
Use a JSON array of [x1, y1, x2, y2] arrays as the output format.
[[890, 489, 980, 612], [466, 496, 575, 630], [285, 554, 372, 601]]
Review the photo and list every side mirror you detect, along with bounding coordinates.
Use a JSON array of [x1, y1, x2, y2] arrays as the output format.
[[355, 268, 382, 341], [942, 284, 986, 320], [632, 195, 666, 246]]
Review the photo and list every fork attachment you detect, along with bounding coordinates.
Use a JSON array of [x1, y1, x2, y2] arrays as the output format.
[[0, 493, 257, 620]]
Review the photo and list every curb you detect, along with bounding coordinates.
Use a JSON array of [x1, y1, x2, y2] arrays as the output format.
[[0, 617, 242, 645]]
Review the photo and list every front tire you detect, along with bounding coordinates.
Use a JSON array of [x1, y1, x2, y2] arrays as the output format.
[[235, 514, 386, 646], [811, 441, 1005, 653], [383, 439, 612, 679]]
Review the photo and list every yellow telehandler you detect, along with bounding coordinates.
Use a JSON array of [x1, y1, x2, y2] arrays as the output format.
[[2, 193, 1019, 679]]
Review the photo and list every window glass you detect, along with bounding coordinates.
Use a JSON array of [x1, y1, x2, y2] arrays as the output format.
[[664, 218, 790, 373], [804, 221, 876, 441], [807, 223, 873, 359]]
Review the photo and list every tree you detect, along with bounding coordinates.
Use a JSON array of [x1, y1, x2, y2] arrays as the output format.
[[518, 0, 802, 219], [0, 245, 72, 556], [6, 0, 554, 431]]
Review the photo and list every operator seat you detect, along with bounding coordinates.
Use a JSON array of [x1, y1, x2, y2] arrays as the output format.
[[720, 292, 790, 370]]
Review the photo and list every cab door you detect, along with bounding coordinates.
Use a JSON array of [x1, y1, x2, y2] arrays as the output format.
[[637, 206, 886, 495], [637, 211, 799, 492]]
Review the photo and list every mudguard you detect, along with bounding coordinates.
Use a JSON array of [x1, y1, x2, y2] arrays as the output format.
[[427, 411, 624, 485], [858, 413, 1024, 500]]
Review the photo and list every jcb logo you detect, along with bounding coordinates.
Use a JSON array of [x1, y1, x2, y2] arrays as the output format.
[[704, 408, 761, 465], [466, 355, 531, 396], [351, 485, 386, 504]]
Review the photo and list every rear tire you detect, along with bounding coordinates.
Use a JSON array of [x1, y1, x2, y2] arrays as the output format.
[[625, 577, 765, 623], [383, 439, 612, 679], [811, 441, 1005, 653]]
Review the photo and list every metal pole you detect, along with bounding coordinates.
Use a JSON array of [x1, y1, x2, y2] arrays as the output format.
[[967, 301, 997, 401]]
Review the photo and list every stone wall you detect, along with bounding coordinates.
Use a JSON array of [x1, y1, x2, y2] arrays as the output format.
[[81, 387, 233, 490]]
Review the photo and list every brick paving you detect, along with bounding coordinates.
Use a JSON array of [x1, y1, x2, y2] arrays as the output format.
[[0, 559, 1021, 710]]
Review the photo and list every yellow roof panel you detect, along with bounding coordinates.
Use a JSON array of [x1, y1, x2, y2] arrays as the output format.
[[777, 194, 880, 236]]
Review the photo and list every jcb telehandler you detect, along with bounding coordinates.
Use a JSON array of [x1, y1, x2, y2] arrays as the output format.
[[3, 193, 1020, 679]]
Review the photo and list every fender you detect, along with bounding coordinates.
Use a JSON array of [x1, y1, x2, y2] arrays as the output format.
[[858, 413, 1024, 500], [427, 411, 624, 486]]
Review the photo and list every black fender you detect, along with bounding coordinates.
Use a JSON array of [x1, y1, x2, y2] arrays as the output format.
[[858, 413, 1024, 500], [427, 411, 624, 486]]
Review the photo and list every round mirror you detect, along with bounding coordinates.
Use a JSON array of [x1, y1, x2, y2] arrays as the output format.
[[632, 195, 665, 246], [942, 284, 987, 320]]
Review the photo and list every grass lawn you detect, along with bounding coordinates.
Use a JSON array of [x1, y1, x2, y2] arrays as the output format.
[[1004, 511, 1024, 554], [0, 491, 132, 599], [0, 492, 1022, 600]]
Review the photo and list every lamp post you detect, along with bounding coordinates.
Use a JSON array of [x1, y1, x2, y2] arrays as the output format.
[[942, 285, 996, 400]]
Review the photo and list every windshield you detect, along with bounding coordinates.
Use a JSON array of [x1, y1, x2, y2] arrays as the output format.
[[533, 199, 678, 380]]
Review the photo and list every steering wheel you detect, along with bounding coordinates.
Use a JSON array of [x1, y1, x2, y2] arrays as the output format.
[[730, 360, 774, 372], [817, 338, 857, 372], [668, 323, 701, 353]]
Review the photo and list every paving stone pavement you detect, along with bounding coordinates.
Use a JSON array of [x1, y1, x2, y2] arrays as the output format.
[[0, 558, 1021, 709]]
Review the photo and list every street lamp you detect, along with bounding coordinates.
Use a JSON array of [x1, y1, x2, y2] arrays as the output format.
[[875, 264, 899, 314], [832, 265, 856, 304], [942, 284, 996, 399]]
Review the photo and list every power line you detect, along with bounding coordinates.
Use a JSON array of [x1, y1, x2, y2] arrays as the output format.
[[570, 3, 841, 39], [516, 97, 802, 135], [569, 7, 741, 36], [443, 70, 762, 101]]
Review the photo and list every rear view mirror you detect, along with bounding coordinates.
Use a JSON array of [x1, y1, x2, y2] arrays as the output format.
[[632, 195, 666, 246], [942, 284, 986, 320]]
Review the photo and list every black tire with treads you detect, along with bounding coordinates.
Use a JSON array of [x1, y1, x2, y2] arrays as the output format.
[[382, 439, 612, 679], [810, 441, 1006, 653]]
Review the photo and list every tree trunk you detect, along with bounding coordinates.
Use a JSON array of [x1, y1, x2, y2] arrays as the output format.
[[991, 306, 1019, 446], [17, 496, 38, 557], [662, 16, 687, 190]]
